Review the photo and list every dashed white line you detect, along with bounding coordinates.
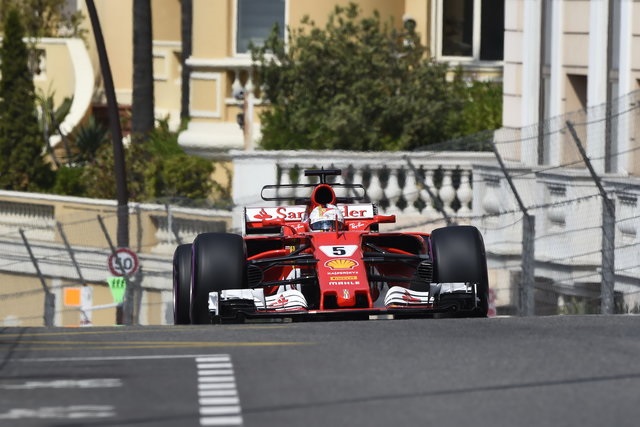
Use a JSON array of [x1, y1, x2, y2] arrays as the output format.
[[199, 370, 235, 376], [199, 397, 240, 406], [199, 389, 238, 397], [200, 415, 243, 426], [199, 383, 237, 390], [196, 355, 243, 426], [199, 376, 236, 383]]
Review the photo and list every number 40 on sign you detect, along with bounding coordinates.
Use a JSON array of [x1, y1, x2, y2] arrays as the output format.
[[107, 248, 139, 276]]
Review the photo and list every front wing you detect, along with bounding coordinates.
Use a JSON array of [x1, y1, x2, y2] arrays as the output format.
[[207, 283, 480, 323]]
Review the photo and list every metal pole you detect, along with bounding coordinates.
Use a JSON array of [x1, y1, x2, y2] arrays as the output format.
[[57, 222, 86, 285], [490, 144, 536, 316], [604, 0, 614, 173], [537, 0, 548, 165], [97, 215, 134, 324], [85, 0, 129, 249], [566, 121, 616, 314], [19, 229, 54, 326], [601, 203, 616, 313], [166, 204, 182, 245], [180, 0, 193, 120], [521, 214, 536, 316]]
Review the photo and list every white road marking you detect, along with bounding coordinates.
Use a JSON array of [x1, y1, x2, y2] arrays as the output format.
[[197, 355, 243, 426], [199, 390, 238, 397], [9, 353, 245, 425], [199, 397, 240, 406], [198, 369, 235, 375], [0, 378, 122, 390], [200, 406, 241, 416], [15, 354, 230, 363], [198, 363, 234, 369], [200, 415, 243, 426], [199, 383, 237, 390], [199, 376, 236, 383], [0, 405, 115, 419]]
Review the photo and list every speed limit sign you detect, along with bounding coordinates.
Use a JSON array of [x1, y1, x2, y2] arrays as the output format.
[[108, 248, 139, 276]]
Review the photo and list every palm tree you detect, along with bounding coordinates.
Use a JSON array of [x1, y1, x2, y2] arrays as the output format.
[[132, 0, 155, 139], [181, 0, 193, 121]]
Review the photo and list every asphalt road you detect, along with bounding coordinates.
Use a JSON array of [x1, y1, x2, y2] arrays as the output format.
[[1, 315, 640, 427]]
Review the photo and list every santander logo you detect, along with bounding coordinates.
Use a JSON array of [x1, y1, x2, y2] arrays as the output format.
[[247, 204, 374, 223], [253, 208, 273, 220]]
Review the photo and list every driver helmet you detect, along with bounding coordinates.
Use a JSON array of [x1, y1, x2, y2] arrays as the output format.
[[307, 204, 345, 231]]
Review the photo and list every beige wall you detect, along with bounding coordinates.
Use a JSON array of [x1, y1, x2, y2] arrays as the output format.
[[289, 0, 406, 30], [82, 0, 182, 109], [0, 274, 49, 327], [0, 192, 232, 327], [85, 0, 134, 104], [34, 42, 75, 107], [192, 0, 230, 58], [153, 0, 181, 41]]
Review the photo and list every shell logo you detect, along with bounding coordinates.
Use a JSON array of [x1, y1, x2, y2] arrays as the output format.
[[325, 259, 358, 270]]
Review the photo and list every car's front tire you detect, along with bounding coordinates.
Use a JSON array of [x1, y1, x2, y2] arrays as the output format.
[[190, 233, 247, 324], [172, 243, 192, 325], [430, 225, 489, 317]]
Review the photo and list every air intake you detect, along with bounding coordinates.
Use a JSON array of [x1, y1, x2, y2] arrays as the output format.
[[246, 264, 263, 287], [416, 260, 433, 282]]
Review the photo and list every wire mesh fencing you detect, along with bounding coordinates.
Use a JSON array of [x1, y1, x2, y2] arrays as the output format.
[[415, 89, 640, 315], [0, 196, 232, 327]]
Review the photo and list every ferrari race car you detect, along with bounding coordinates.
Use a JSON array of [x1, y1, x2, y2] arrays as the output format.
[[173, 168, 489, 324]]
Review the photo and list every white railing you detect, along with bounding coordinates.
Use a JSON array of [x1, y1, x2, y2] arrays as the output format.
[[0, 191, 232, 258], [230, 150, 495, 232]]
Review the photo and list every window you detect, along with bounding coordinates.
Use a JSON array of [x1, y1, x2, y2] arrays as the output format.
[[236, 0, 285, 54], [438, 0, 504, 61]]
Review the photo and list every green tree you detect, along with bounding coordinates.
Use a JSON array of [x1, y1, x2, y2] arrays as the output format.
[[80, 119, 220, 206], [0, 0, 86, 38], [252, 3, 475, 151], [0, 9, 54, 191], [457, 79, 503, 136]]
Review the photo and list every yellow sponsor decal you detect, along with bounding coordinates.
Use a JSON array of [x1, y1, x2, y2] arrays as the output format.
[[330, 275, 358, 281], [325, 259, 358, 270]]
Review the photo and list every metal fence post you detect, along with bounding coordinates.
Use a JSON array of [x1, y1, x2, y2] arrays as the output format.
[[490, 143, 536, 316], [57, 222, 86, 285], [601, 200, 616, 313], [566, 121, 616, 314], [19, 229, 55, 326], [97, 215, 135, 325], [522, 214, 536, 316]]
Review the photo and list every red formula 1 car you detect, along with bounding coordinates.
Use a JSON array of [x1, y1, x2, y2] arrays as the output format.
[[173, 169, 489, 324]]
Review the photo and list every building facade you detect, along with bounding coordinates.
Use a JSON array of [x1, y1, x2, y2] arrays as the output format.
[[502, 0, 640, 174]]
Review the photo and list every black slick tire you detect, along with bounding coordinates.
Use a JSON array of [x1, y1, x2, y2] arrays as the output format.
[[430, 225, 489, 317], [172, 243, 192, 325], [190, 233, 247, 324]]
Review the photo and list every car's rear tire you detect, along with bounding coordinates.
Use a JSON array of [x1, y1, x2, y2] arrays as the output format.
[[173, 244, 192, 325], [430, 225, 489, 317], [190, 233, 247, 324]]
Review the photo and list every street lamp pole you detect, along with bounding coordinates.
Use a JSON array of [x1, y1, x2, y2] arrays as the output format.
[[85, 0, 131, 324]]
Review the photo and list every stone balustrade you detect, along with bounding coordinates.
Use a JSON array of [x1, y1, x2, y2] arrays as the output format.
[[473, 163, 640, 303], [606, 177, 640, 287], [230, 150, 495, 232], [0, 191, 232, 258]]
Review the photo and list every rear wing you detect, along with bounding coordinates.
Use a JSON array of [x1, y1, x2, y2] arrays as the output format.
[[244, 204, 380, 234]]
